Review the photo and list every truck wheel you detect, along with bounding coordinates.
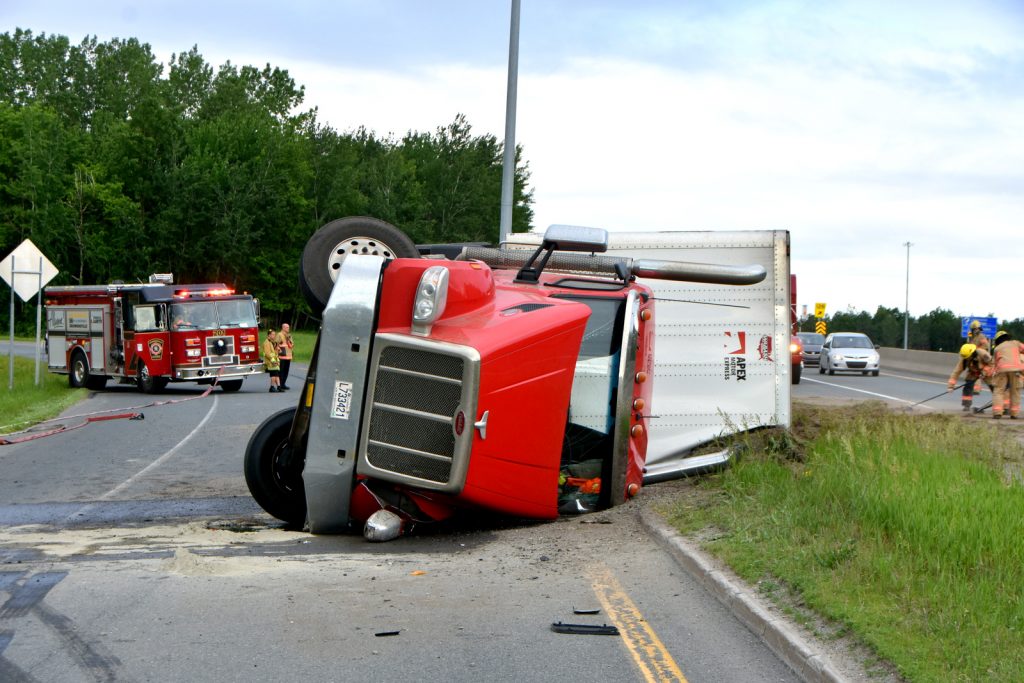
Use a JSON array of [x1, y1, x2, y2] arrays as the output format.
[[244, 407, 307, 526], [791, 363, 802, 385], [69, 351, 89, 388], [219, 379, 243, 392], [137, 363, 168, 394], [299, 216, 419, 314]]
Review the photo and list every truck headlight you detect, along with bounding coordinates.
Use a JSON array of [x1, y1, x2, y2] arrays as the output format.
[[411, 266, 449, 336], [186, 349, 201, 358]]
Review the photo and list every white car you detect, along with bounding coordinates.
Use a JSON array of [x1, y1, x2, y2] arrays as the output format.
[[819, 332, 880, 376]]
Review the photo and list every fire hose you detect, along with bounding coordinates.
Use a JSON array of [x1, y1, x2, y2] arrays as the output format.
[[0, 371, 225, 445]]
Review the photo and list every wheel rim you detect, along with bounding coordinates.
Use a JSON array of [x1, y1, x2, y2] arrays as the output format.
[[326, 237, 400, 283], [73, 359, 86, 384], [271, 441, 302, 497]]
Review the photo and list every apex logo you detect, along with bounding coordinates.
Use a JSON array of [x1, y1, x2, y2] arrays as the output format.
[[725, 331, 746, 355]]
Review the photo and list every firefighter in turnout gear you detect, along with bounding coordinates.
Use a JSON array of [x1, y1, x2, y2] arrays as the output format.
[[968, 320, 989, 351], [991, 330, 1024, 419], [966, 323, 991, 397], [948, 342, 993, 412]]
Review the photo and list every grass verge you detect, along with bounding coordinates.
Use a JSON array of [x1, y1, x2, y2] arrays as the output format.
[[0, 356, 86, 435], [662, 401, 1024, 682], [290, 329, 317, 364]]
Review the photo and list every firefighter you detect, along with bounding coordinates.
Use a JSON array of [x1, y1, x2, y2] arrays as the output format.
[[263, 329, 282, 392], [947, 342, 992, 412], [990, 330, 1024, 419], [968, 320, 989, 350]]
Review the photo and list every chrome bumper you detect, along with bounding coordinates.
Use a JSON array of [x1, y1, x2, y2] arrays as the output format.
[[175, 363, 264, 380]]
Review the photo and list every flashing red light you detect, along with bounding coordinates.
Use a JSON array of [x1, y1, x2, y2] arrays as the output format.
[[173, 287, 236, 299]]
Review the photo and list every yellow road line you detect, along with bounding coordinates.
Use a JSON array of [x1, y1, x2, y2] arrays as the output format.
[[588, 563, 687, 682]]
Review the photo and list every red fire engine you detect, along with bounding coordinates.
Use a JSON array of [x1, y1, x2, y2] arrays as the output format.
[[45, 275, 263, 392], [244, 217, 767, 541]]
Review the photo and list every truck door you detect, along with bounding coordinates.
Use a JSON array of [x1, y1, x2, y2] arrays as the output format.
[[111, 297, 125, 373], [130, 303, 169, 377]]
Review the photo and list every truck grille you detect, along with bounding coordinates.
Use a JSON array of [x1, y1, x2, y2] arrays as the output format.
[[205, 335, 235, 365], [362, 342, 472, 487]]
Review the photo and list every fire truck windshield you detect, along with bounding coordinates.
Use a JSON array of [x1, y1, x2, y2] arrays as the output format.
[[170, 300, 257, 330]]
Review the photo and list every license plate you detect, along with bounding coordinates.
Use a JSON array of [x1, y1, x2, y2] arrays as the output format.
[[331, 380, 353, 420]]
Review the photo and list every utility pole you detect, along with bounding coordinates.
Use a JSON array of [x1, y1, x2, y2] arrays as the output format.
[[903, 241, 912, 350], [498, 0, 521, 245]]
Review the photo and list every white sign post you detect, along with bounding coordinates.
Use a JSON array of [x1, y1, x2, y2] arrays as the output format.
[[0, 240, 59, 388]]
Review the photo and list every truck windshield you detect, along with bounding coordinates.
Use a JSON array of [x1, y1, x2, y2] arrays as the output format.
[[556, 295, 627, 436], [170, 299, 257, 330]]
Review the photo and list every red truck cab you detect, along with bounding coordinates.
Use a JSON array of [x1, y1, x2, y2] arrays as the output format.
[[244, 218, 765, 540]]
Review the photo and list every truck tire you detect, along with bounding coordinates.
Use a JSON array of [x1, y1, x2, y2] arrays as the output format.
[[219, 379, 243, 392], [137, 362, 168, 393], [792, 363, 802, 385], [299, 216, 419, 314], [69, 350, 89, 389], [244, 407, 307, 526]]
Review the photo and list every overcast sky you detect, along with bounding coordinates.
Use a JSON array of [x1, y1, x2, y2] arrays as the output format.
[[4, 1, 1023, 322]]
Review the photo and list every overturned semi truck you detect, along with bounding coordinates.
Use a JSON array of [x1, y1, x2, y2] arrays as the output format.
[[244, 217, 792, 541]]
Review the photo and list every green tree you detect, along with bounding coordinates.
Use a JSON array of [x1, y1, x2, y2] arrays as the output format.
[[0, 30, 537, 326], [62, 163, 141, 283]]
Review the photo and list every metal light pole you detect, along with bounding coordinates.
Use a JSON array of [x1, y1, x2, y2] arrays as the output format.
[[903, 241, 912, 350], [499, 0, 521, 245]]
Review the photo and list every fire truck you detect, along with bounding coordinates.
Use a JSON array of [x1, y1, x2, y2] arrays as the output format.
[[45, 275, 263, 392], [245, 217, 788, 541]]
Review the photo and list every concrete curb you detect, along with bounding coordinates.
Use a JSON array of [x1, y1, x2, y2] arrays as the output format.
[[638, 508, 848, 683]]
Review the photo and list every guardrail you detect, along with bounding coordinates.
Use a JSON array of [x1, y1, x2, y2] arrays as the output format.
[[879, 347, 958, 380]]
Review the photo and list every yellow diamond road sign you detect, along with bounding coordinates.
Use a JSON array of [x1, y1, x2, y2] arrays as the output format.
[[814, 302, 827, 318]]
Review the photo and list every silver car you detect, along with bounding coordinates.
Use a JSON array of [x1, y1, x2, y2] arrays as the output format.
[[819, 332, 880, 376]]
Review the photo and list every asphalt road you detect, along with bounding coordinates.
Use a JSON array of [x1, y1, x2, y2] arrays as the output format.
[[0, 370, 802, 683], [795, 363, 987, 414]]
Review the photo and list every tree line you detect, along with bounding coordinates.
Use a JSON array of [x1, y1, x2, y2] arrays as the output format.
[[0, 29, 534, 330], [798, 305, 1024, 352]]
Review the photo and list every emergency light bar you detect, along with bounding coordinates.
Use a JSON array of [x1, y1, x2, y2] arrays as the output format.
[[173, 288, 236, 298]]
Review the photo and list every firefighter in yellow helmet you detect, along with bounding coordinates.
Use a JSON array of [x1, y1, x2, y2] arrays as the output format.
[[991, 330, 1024, 419], [947, 342, 993, 412], [968, 320, 989, 351]]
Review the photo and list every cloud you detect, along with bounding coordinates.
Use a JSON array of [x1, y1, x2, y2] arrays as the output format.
[[3, 0, 1022, 319]]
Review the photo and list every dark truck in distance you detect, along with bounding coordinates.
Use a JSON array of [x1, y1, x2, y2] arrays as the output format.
[[244, 217, 768, 541]]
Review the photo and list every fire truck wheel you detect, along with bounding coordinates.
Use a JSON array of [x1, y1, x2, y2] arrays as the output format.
[[69, 351, 89, 389], [137, 363, 168, 393], [244, 407, 306, 526], [299, 216, 419, 313], [219, 379, 243, 392]]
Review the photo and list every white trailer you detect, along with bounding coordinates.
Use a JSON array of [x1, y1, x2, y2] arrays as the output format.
[[508, 229, 792, 482]]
